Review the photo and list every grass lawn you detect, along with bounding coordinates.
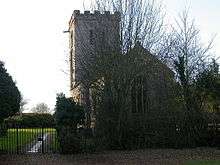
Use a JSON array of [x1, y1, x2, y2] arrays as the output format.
[[0, 128, 57, 152], [44, 128, 59, 152], [184, 160, 220, 165]]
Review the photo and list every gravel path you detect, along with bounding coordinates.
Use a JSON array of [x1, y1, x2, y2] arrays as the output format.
[[0, 148, 219, 165]]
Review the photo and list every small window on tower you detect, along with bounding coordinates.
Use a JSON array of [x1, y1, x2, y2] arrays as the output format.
[[100, 31, 106, 50], [89, 30, 94, 45], [101, 31, 105, 41]]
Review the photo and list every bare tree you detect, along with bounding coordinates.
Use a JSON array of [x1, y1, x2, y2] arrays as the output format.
[[31, 103, 51, 114], [93, 0, 165, 54], [163, 10, 216, 146], [168, 10, 214, 104], [19, 95, 29, 113]]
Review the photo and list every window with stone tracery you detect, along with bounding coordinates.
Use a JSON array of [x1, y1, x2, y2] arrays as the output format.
[[131, 76, 147, 113]]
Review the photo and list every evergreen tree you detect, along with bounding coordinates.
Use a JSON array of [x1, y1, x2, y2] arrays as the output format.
[[0, 61, 21, 123], [54, 93, 84, 129], [54, 93, 85, 154]]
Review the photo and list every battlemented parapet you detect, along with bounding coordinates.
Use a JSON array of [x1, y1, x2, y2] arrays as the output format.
[[69, 10, 120, 26]]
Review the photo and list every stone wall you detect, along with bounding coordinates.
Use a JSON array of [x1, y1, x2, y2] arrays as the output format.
[[69, 10, 120, 90]]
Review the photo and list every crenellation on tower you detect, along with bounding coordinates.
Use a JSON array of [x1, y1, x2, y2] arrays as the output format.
[[73, 10, 80, 16], [104, 11, 110, 15], [69, 10, 120, 26], [84, 10, 90, 15], [94, 10, 100, 15]]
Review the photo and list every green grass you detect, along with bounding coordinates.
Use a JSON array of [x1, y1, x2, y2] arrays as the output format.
[[0, 128, 40, 152], [42, 128, 59, 152], [47, 129, 60, 152], [0, 128, 58, 152], [184, 160, 220, 165]]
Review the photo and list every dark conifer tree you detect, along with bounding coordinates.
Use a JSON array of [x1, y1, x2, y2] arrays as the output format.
[[0, 61, 21, 123]]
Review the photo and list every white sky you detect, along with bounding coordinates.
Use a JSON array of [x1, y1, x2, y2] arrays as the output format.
[[0, 0, 219, 110]]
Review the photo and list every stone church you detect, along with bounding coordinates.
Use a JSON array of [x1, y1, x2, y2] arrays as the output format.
[[68, 10, 175, 127]]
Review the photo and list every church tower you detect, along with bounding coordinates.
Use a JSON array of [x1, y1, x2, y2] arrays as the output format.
[[68, 10, 120, 127]]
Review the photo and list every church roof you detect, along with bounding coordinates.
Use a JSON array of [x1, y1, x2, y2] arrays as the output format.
[[128, 42, 174, 76]]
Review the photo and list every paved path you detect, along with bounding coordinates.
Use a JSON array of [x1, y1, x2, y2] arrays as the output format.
[[28, 133, 49, 153], [0, 148, 219, 165]]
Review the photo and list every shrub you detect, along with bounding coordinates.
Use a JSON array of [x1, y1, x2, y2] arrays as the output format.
[[0, 123, 7, 137], [58, 126, 82, 154], [54, 93, 85, 154]]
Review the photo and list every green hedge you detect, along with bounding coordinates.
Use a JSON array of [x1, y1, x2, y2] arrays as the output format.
[[5, 113, 55, 128]]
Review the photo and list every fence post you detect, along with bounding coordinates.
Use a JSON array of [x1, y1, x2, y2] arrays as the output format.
[[16, 126, 19, 154], [42, 127, 44, 154]]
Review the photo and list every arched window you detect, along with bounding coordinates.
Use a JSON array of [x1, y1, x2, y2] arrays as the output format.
[[89, 30, 94, 45], [131, 76, 147, 113]]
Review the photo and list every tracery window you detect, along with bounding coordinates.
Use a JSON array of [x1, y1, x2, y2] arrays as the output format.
[[131, 76, 147, 113]]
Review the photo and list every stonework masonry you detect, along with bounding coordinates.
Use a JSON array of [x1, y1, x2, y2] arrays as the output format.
[[69, 10, 120, 127], [69, 10, 120, 100]]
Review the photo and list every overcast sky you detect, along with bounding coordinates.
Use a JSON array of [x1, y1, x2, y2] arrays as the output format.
[[0, 0, 219, 111]]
